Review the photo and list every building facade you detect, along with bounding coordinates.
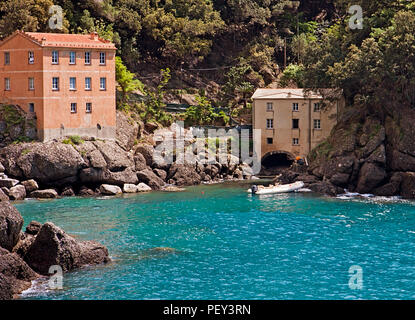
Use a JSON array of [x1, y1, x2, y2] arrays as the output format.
[[0, 31, 116, 141], [252, 89, 343, 163]]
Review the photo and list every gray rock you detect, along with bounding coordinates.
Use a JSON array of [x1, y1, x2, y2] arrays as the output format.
[[136, 183, 152, 192], [25, 221, 42, 236], [137, 168, 165, 190], [29, 189, 58, 199], [0, 201, 24, 251], [116, 110, 139, 151], [0, 179, 19, 189], [123, 184, 138, 193], [60, 186, 75, 197], [99, 184, 122, 195], [0, 189, 8, 202], [21, 179, 38, 193], [0, 163, 4, 173], [134, 153, 147, 171], [24, 222, 110, 275], [153, 168, 167, 181], [356, 163, 387, 194], [8, 185, 26, 201], [135, 144, 154, 167]]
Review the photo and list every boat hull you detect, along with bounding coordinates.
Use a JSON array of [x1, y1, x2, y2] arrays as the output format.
[[248, 181, 305, 195]]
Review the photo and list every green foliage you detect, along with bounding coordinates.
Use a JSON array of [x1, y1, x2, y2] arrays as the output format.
[[182, 94, 229, 126], [62, 135, 84, 146], [115, 56, 145, 106], [280, 64, 305, 87]]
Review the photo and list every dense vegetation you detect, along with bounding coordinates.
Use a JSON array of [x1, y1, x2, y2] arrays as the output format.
[[1, 0, 414, 126]]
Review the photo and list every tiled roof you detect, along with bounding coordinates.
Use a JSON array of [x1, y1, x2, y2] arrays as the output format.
[[12, 31, 116, 49], [251, 88, 323, 100]]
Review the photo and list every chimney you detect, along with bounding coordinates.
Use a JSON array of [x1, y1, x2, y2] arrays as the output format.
[[90, 32, 99, 40]]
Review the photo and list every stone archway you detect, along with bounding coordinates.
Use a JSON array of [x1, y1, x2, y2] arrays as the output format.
[[260, 150, 295, 175]]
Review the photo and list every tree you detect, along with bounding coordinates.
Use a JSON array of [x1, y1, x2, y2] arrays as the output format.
[[115, 56, 144, 105]]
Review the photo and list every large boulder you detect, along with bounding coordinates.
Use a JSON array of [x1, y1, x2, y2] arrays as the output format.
[[0, 202, 23, 251], [29, 189, 58, 199], [80, 167, 138, 185], [123, 184, 138, 193], [99, 184, 122, 195], [0, 179, 19, 189], [8, 185, 26, 201], [0, 247, 39, 299], [0, 189, 8, 202], [24, 222, 110, 275], [309, 181, 343, 196], [168, 164, 201, 186], [0, 142, 86, 184], [400, 172, 415, 199], [137, 183, 152, 192], [356, 163, 387, 194], [135, 144, 154, 167], [92, 141, 134, 171], [21, 179, 38, 193], [136, 168, 165, 190], [116, 111, 139, 151]]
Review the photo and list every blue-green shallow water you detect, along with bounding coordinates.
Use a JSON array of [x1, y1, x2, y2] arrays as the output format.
[[14, 182, 415, 300]]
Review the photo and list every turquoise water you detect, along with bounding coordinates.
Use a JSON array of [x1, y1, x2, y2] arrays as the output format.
[[15, 182, 415, 300]]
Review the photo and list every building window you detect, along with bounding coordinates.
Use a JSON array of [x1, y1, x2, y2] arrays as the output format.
[[4, 52, 10, 65], [266, 119, 274, 129], [100, 77, 106, 90], [99, 52, 106, 65], [85, 52, 91, 65], [69, 51, 76, 64], [86, 102, 92, 113], [52, 51, 59, 64], [28, 51, 34, 64], [69, 77, 76, 90], [28, 77, 34, 90], [292, 119, 299, 129], [70, 103, 77, 113], [52, 77, 59, 91], [4, 78, 10, 91], [314, 119, 321, 129], [267, 137, 273, 145], [314, 103, 321, 112], [266, 102, 273, 111], [293, 103, 299, 111], [28, 103, 35, 113], [85, 77, 91, 90], [293, 138, 299, 146]]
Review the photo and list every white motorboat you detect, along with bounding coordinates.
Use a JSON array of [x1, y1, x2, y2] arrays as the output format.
[[248, 181, 305, 195]]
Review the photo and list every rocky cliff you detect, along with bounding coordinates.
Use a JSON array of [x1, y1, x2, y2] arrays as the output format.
[[278, 104, 415, 199]]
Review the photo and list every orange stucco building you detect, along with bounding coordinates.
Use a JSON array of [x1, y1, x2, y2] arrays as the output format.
[[0, 30, 117, 141]]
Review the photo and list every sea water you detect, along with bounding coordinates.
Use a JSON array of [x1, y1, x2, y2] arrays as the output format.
[[15, 182, 415, 300]]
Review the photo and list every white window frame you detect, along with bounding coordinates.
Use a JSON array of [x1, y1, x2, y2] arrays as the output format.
[[5, 78, 10, 90], [52, 51, 59, 64], [28, 51, 34, 64], [266, 119, 274, 129], [293, 138, 299, 146], [293, 103, 299, 112], [314, 119, 321, 129], [85, 51, 91, 65], [69, 77, 76, 90], [52, 77, 59, 91], [28, 77, 34, 90], [70, 102, 77, 113], [85, 77, 91, 90], [266, 102, 273, 111], [86, 102, 92, 113], [69, 51, 76, 65], [314, 103, 321, 112], [99, 52, 106, 65], [100, 77, 106, 90]]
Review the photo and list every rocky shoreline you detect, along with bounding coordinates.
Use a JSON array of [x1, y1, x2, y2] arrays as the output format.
[[0, 201, 110, 300]]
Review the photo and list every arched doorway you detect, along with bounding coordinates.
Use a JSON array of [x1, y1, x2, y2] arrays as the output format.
[[261, 151, 295, 176]]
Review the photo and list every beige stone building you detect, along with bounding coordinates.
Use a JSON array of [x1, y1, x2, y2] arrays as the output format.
[[252, 88, 343, 169]]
